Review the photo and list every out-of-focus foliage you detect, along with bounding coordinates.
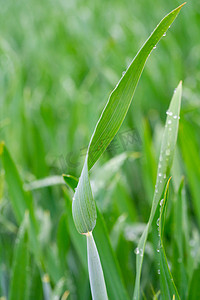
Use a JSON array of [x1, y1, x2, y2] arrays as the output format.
[[0, 0, 200, 299]]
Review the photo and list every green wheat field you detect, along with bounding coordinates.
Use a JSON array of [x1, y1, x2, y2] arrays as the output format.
[[0, 0, 200, 299]]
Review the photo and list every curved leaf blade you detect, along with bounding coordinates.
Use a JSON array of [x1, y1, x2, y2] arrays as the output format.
[[87, 3, 186, 171], [72, 157, 97, 233]]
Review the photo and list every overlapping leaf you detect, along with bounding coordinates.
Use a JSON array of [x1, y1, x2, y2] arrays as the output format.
[[63, 181, 130, 300], [158, 178, 180, 300], [133, 81, 182, 299], [72, 4, 185, 235]]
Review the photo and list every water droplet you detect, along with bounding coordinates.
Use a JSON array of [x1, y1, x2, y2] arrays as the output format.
[[160, 199, 164, 206], [166, 149, 170, 156], [158, 173, 162, 177], [158, 163, 161, 169], [169, 127, 172, 131], [163, 174, 166, 179], [140, 249, 143, 257], [157, 249, 160, 253], [122, 71, 126, 76], [155, 188, 158, 193], [163, 32, 166, 37], [134, 247, 140, 255], [153, 46, 156, 50], [168, 120, 172, 125], [178, 116, 180, 120], [158, 269, 160, 274], [166, 110, 173, 116], [72, 196, 75, 201], [157, 218, 160, 226], [173, 115, 178, 119]]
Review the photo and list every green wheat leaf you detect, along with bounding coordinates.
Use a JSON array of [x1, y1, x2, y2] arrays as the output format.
[[133, 81, 182, 300], [9, 213, 29, 300], [72, 4, 185, 235], [158, 178, 180, 300]]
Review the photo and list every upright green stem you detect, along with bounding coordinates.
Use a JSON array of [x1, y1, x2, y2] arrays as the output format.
[[86, 232, 108, 300]]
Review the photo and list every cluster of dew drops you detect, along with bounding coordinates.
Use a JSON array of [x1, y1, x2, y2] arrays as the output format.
[[134, 28, 182, 276], [156, 198, 164, 275], [153, 31, 167, 50], [166, 109, 180, 131], [134, 247, 143, 257]]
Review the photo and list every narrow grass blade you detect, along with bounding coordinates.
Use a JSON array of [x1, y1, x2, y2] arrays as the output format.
[[0, 142, 32, 222], [133, 81, 182, 299], [87, 232, 108, 300], [57, 213, 70, 273], [142, 119, 157, 203], [28, 263, 43, 300], [187, 264, 200, 300], [9, 213, 29, 300], [24, 175, 64, 191], [179, 121, 200, 226], [158, 178, 180, 300], [0, 143, 38, 255], [172, 178, 188, 298], [94, 208, 130, 300]]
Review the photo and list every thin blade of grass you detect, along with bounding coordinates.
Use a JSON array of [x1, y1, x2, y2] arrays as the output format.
[[133, 81, 182, 299], [172, 178, 188, 299], [0, 142, 32, 222], [158, 178, 180, 300], [94, 207, 130, 300], [0, 143, 38, 256], [187, 264, 200, 300], [9, 213, 29, 300], [87, 232, 108, 300], [179, 121, 200, 226]]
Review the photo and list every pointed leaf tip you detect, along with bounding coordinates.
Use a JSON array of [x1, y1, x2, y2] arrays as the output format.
[[176, 2, 186, 10]]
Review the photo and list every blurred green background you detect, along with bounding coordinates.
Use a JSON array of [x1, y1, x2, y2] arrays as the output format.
[[1, 0, 200, 299]]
